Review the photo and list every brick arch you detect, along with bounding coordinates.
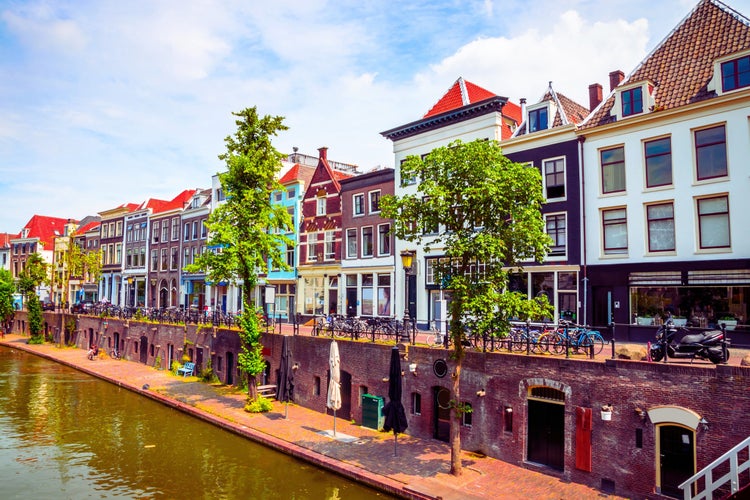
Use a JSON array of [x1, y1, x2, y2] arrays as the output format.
[[518, 377, 572, 401]]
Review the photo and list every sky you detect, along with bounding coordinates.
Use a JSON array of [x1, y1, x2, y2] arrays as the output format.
[[2, 0, 750, 232]]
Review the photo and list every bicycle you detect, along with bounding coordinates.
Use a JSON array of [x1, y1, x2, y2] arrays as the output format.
[[549, 322, 605, 355]]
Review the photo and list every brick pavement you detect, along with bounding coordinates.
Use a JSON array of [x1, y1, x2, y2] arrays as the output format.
[[0, 333, 628, 500]]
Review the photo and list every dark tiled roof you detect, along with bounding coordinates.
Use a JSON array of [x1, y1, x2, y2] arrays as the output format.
[[513, 86, 589, 136], [582, 0, 750, 129]]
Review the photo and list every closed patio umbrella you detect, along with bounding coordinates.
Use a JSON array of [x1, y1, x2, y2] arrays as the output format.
[[383, 346, 408, 456], [327, 340, 342, 436], [276, 335, 294, 418]]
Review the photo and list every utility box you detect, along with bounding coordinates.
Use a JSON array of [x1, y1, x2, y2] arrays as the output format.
[[361, 394, 385, 431]]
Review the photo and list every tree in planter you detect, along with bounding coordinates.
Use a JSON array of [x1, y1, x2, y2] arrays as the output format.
[[381, 139, 552, 476], [0, 269, 15, 336], [186, 107, 293, 404]]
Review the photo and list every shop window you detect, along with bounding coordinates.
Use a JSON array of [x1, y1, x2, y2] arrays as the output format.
[[377, 274, 391, 316], [361, 274, 374, 316]]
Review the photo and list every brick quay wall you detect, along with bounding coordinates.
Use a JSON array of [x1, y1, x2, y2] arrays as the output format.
[[20, 312, 750, 498]]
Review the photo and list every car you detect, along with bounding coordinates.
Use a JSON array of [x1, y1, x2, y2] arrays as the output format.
[[72, 301, 94, 314], [41, 300, 56, 311]]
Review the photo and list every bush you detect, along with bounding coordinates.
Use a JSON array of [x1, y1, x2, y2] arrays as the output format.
[[245, 395, 273, 413], [28, 335, 44, 345]]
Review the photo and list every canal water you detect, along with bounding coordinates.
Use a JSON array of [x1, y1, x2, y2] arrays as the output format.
[[0, 346, 388, 499]]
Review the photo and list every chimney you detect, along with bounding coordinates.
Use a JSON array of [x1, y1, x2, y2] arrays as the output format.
[[588, 83, 602, 111], [318, 147, 328, 161], [609, 70, 625, 91], [519, 97, 527, 117]]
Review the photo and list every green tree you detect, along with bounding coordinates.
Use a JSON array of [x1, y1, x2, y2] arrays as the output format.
[[27, 293, 43, 341], [17, 253, 49, 298], [63, 234, 103, 309], [0, 269, 15, 335], [186, 107, 292, 403], [381, 139, 552, 475]]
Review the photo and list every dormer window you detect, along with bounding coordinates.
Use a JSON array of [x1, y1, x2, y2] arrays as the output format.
[[611, 80, 655, 121], [528, 106, 548, 132], [621, 87, 643, 116], [721, 55, 750, 92]]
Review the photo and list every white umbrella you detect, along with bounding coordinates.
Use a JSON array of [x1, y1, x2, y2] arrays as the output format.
[[327, 340, 342, 436]]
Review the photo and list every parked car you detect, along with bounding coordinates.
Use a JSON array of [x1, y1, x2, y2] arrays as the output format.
[[41, 300, 56, 311], [72, 301, 94, 314]]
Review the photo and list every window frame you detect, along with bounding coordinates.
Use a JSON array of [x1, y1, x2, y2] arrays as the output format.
[[528, 105, 549, 133], [696, 195, 731, 250], [694, 124, 728, 181], [316, 195, 327, 216], [307, 233, 318, 262], [353, 193, 365, 216], [646, 202, 676, 253], [361, 226, 374, 258], [377, 223, 391, 256], [369, 190, 381, 214], [644, 136, 673, 188], [602, 207, 628, 255], [600, 146, 626, 195], [346, 228, 357, 259], [542, 157, 566, 200], [621, 86, 643, 116], [544, 212, 567, 258], [721, 54, 750, 92], [324, 231, 335, 261]]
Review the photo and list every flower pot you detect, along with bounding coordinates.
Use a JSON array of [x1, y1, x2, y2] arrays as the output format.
[[601, 410, 612, 421], [636, 316, 654, 326]]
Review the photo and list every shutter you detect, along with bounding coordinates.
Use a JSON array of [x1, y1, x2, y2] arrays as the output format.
[[575, 406, 593, 471]]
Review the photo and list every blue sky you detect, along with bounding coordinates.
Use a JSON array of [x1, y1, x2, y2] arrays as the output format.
[[2, 0, 750, 231]]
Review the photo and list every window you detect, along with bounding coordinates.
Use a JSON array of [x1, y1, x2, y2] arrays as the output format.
[[316, 195, 326, 216], [543, 158, 565, 199], [161, 222, 169, 243], [362, 227, 373, 257], [462, 402, 472, 427], [600, 146, 626, 194], [215, 188, 225, 202], [645, 137, 672, 188], [697, 195, 730, 249], [378, 224, 391, 256], [369, 191, 381, 213], [695, 125, 727, 181], [377, 274, 391, 316], [192, 221, 199, 240], [115, 221, 123, 236], [646, 202, 675, 252], [346, 228, 357, 258], [183, 247, 190, 268], [201, 219, 207, 239], [324, 231, 335, 260], [721, 55, 750, 91], [602, 208, 628, 255], [353, 194, 365, 216], [286, 245, 295, 267], [126, 249, 132, 268], [545, 214, 566, 256], [151, 250, 158, 271], [152, 223, 159, 243], [171, 218, 179, 240], [171, 247, 179, 270], [400, 159, 416, 186], [528, 107, 548, 132], [621, 87, 643, 116], [160, 248, 168, 271], [307, 233, 318, 262], [274, 192, 282, 202], [115, 243, 122, 264], [411, 393, 421, 415], [287, 188, 295, 199]]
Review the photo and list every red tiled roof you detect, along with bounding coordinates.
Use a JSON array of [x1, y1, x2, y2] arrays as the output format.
[[423, 77, 498, 118], [279, 163, 316, 186], [582, 0, 750, 129], [77, 221, 100, 234], [0, 233, 17, 247], [17, 215, 73, 248]]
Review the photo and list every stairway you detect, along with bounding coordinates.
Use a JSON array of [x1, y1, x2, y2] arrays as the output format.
[[679, 436, 750, 499]]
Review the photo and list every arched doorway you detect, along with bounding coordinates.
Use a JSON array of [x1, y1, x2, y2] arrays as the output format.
[[648, 406, 700, 497], [159, 285, 168, 309], [527, 386, 565, 470]]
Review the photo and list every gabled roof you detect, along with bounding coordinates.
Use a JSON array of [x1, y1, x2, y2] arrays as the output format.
[[14, 215, 73, 248], [139, 189, 197, 215], [512, 82, 590, 137], [582, 0, 750, 129], [0, 233, 17, 248], [423, 77, 498, 118], [77, 221, 101, 235], [279, 163, 316, 187]]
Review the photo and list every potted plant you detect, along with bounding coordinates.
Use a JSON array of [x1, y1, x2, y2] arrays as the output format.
[[601, 404, 613, 421], [720, 315, 738, 330]]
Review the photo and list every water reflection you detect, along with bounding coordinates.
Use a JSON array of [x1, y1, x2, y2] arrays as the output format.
[[0, 346, 387, 499]]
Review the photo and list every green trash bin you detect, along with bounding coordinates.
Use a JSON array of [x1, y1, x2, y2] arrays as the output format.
[[361, 394, 385, 430]]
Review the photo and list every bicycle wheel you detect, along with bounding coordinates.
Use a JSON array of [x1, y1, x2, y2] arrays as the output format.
[[550, 332, 567, 354], [536, 332, 555, 353], [585, 332, 605, 355]]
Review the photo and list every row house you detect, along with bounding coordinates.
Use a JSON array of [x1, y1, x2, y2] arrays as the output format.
[[501, 83, 590, 322], [181, 189, 211, 311], [381, 77, 522, 329], [264, 159, 315, 321], [72, 219, 102, 303], [297, 147, 357, 317], [148, 190, 196, 309], [10, 215, 71, 301], [578, 0, 750, 334], [340, 168, 395, 318], [50, 218, 84, 307], [0, 233, 12, 271], [98, 204, 136, 305]]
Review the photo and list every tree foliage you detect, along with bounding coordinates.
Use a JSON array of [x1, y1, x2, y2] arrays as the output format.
[[186, 107, 292, 402], [27, 293, 43, 341], [380, 139, 552, 475], [0, 269, 15, 334], [58, 234, 103, 308], [17, 253, 49, 297]]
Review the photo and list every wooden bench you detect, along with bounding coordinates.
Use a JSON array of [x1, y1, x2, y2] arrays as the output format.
[[177, 362, 195, 377], [257, 384, 277, 399]]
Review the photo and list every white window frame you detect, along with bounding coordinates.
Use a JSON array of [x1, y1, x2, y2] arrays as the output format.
[[369, 190, 381, 214], [317, 196, 326, 216], [542, 156, 566, 201], [696, 194, 731, 251], [324, 231, 335, 261], [361, 226, 374, 258], [353, 193, 365, 216], [307, 233, 318, 262], [346, 228, 357, 259], [377, 223, 390, 256], [601, 207, 628, 256], [544, 212, 566, 259], [645, 201, 675, 254]]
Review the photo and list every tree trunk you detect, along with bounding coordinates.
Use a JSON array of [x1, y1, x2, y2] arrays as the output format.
[[248, 373, 258, 400], [450, 360, 463, 475]]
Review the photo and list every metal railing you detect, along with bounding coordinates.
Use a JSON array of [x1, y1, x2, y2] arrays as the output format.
[[679, 435, 750, 499]]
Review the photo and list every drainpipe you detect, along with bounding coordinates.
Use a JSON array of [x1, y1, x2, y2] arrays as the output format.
[[578, 135, 588, 325]]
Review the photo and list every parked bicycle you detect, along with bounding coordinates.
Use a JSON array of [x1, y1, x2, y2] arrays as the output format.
[[548, 321, 605, 355]]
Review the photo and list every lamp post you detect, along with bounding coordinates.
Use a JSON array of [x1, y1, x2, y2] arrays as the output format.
[[400, 250, 415, 343]]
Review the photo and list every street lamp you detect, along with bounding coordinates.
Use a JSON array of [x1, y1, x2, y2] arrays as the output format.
[[400, 250, 415, 343]]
